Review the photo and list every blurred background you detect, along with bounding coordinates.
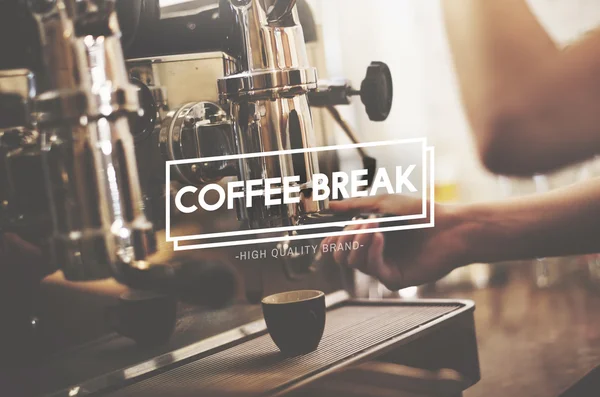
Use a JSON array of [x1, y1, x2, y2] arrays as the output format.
[[304, 0, 600, 201], [292, 0, 600, 296], [289, 4, 600, 395]]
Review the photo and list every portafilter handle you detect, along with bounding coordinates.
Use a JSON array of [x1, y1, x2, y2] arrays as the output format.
[[297, 210, 411, 236]]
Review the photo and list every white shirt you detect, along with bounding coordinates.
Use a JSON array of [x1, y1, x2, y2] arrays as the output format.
[[527, 0, 600, 46]]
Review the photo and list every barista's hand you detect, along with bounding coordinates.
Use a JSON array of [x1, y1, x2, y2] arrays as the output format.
[[321, 195, 472, 290]]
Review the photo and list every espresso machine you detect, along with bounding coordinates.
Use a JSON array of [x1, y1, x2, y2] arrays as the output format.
[[1, 0, 394, 291], [0, 1, 480, 396]]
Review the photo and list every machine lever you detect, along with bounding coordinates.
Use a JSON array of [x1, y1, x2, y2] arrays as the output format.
[[360, 61, 394, 122]]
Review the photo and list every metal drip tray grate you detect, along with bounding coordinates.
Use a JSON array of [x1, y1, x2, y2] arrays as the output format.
[[105, 303, 462, 397]]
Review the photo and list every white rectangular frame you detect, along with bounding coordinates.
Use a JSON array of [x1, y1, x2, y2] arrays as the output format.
[[165, 140, 434, 251]]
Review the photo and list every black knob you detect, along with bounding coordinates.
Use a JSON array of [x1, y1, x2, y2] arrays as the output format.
[[360, 61, 393, 122]]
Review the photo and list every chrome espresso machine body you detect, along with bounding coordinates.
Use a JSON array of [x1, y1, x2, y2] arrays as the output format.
[[0, 2, 482, 397], [126, 0, 328, 234], [125, 0, 392, 236], [0, 0, 393, 293], [1, 0, 157, 284]]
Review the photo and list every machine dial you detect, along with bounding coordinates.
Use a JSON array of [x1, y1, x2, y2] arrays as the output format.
[[308, 61, 394, 122], [360, 61, 394, 122]]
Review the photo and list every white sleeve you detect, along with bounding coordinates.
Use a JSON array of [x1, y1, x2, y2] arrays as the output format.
[[526, 0, 600, 47]]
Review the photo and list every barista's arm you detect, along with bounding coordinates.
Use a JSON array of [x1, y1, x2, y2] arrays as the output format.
[[324, 178, 600, 290], [462, 179, 600, 263], [443, 0, 600, 176]]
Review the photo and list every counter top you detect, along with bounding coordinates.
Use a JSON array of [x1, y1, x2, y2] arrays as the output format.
[[23, 261, 600, 397], [422, 263, 600, 397]]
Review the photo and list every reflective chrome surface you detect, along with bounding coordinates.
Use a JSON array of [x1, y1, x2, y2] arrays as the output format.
[[30, 0, 156, 281], [127, 53, 239, 185], [218, 0, 325, 229], [226, 0, 312, 74], [219, 68, 318, 101], [128, 52, 238, 108], [127, 18, 327, 230], [161, 102, 236, 185], [2, 0, 340, 285]]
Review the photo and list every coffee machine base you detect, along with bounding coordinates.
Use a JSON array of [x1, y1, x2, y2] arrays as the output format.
[[36, 292, 480, 397]]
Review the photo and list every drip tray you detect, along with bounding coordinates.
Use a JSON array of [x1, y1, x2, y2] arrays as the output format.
[[96, 299, 476, 397]]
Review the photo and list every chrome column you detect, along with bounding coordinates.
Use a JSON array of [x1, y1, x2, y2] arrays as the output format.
[[219, 0, 326, 229], [30, 0, 156, 281]]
